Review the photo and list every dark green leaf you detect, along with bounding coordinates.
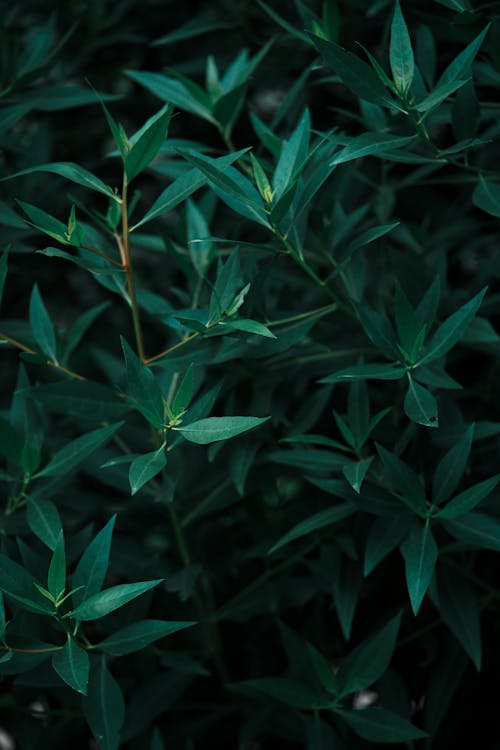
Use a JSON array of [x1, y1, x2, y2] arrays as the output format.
[[434, 566, 481, 669], [331, 133, 415, 166], [269, 502, 356, 554], [35, 422, 123, 478], [336, 707, 427, 742], [232, 677, 323, 709], [52, 635, 89, 694], [401, 521, 438, 614], [30, 381, 128, 421], [72, 516, 116, 606], [29, 284, 57, 361], [125, 104, 173, 181], [122, 338, 164, 428], [404, 378, 438, 428], [390, 1, 414, 93], [95, 620, 195, 655], [364, 513, 413, 575], [421, 288, 487, 364], [442, 512, 500, 551], [473, 177, 500, 218], [376, 443, 426, 513], [320, 363, 405, 383], [0, 554, 52, 615], [343, 456, 373, 493], [432, 424, 474, 505], [48, 531, 66, 598], [83, 657, 125, 750], [129, 447, 167, 495], [4, 163, 116, 200], [438, 25, 490, 86], [26, 497, 62, 551], [436, 475, 500, 519]]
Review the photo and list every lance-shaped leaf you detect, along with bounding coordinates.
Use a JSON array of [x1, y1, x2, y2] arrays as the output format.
[[83, 657, 125, 750], [72, 515, 116, 606], [390, 1, 414, 93], [376, 443, 426, 513], [436, 474, 500, 519], [231, 677, 323, 709], [269, 502, 356, 554], [0, 553, 52, 615], [48, 531, 66, 599], [330, 133, 415, 166], [222, 318, 276, 339], [335, 707, 427, 743], [364, 513, 413, 576], [343, 456, 373, 494], [404, 378, 438, 428], [421, 287, 487, 364], [438, 25, 490, 87], [31, 380, 128, 421], [70, 579, 163, 621], [442, 512, 500, 551], [35, 422, 123, 478], [52, 635, 90, 694], [320, 363, 406, 383], [177, 415, 269, 444], [401, 521, 438, 614], [29, 284, 57, 361], [129, 447, 167, 495], [433, 566, 481, 670], [473, 177, 500, 218], [122, 337, 164, 428], [95, 620, 195, 656], [336, 612, 402, 695], [126, 69, 215, 122], [171, 364, 195, 416], [0, 249, 7, 310], [26, 497, 62, 551], [3, 162, 116, 200], [432, 424, 474, 505], [125, 104, 173, 182]]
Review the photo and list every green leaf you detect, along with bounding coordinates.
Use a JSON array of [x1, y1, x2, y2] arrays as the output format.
[[177, 415, 269, 444], [272, 109, 310, 200], [355, 304, 400, 359], [432, 424, 474, 505], [70, 579, 163, 621], [336, 612, 402, 695], [0, 249, 8, 310], [414, 78, 469, 114], [342, 456, 373, 493], [312, 36, 398, 109], [4, 162, 116, 200], [336, 707, 427, 742], [330, 133, 415, 166], [52, 635, 90, 694], [394, 283, 420, 356], [131, 151, 244, 230], [48, 531, 66, 598], [404, 378, 438, 428], [232, 677, 323, 709], [125, 104, 173, 182], [442, 512, 500, 551], [320, 363, 405, 383], [72, 516, 116, 606], [364, 514, 413, 575], [269, 502, 356, 554], [376, 443, 426, 513], [83, 657, 125, 750], [208, 250, 242, 321], [222, 318, 276, 339], [172, 364, 195, 415], [421, 288, 487, 364], [390, 1, 414, 93], [95, 620, 195, 655], [473, 177, 500, 218], [121, 338, 164, 428], [31, 380, 128, 421], [0, 553, 52, 615], [401, 521, 438, 614], [126, 70, 215, 123], [129, 447, 167, 495], [35, 422, 123, 478], [438, 25, 490, 87], [29, 284, 57, 361], [436, 475, 500, 519], [26, 497, 62, 551], [434, 566, 481, 669]]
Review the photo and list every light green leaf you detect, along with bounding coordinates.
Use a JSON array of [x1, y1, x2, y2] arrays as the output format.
[[95, 620, 195, 655], [404, 378, 438, 428], [269, 502, 356, 554], [177, 415, 269, 444], [35, 422, 123, 478], [70, 579, 163, 621], [436, 474, 500, 519], [390, 1, 414, 93], [129, 447, 167, 495], [52, 635, 90, 694], [26, 497, 62, 551], [336, 707, 427, 742], [401, 521, 438, 614], [29, 284, 57, 361]]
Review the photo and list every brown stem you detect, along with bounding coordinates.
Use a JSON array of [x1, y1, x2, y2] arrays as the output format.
[[145, 331, 200, 364], [81, 244, 124, 268], [121, 180, 146, 361], [0, 331, 86, 381]]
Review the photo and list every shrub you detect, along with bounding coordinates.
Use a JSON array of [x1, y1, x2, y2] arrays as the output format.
[[1, 1, 500, 748]]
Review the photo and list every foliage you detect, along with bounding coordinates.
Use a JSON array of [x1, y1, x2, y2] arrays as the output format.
[[2, 0, 500, 748]]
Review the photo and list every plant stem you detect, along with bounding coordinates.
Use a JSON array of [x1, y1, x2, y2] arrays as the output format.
[[146, 331, 200, 364], [81, 244, 125, 268], [0, 331, 86, 380], [121, 178, 145, 362]]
